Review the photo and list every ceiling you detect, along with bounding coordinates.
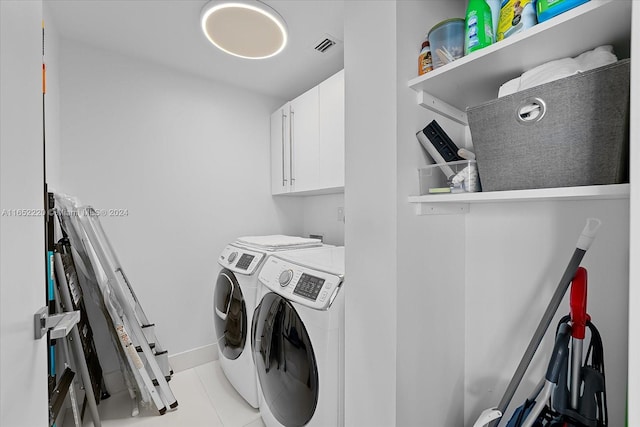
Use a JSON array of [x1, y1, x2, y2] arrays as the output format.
[[45, 0, 344, 101]]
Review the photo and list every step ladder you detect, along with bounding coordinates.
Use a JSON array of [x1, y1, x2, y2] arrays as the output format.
[[43, 191, 100, 427], [38, 300, 84, 427], [41, 277, 96, 427], [50, 284, 94, 427], [54, 193, 177, 416], [52, 231, 111, 426]]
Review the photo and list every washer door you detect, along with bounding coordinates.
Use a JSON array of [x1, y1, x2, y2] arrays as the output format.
[[252, 292, 318, 427], [214, 268, 247, 360]]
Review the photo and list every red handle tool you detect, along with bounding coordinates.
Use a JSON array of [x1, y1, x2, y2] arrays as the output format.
[[570, 267, 589, 339]]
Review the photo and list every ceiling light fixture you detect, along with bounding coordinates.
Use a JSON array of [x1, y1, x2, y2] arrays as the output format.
[[200, 1, 288, 60]]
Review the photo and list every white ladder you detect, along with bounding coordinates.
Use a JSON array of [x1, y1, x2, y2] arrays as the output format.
[[54, 195, 177, 416]]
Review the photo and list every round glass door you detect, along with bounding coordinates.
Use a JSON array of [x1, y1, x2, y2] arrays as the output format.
[[252, 292, 318, 427], [214, 269, 247, 360]]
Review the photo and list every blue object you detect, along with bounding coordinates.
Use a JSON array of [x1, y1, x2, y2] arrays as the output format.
[[505, 400, 535, 427], [49, 345, 56, 376], [47, 251, 54, 301], [537, 0, 590, 23]]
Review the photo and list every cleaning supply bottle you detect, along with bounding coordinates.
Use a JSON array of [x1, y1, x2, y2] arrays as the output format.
[[486, 0, 501, 41], [418, 36, 433, 75], [464, 0, 494, 55], [497, 0, 538, 41]]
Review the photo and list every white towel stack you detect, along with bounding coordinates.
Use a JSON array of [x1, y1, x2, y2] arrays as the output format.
[[235, 234, 322, 251], [498, 45, 618, 97]]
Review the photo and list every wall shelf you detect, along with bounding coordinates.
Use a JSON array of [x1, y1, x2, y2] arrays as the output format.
[[407, 0, 632, 216], [408, 184, 630, 215], [407, 0, 632, 111]]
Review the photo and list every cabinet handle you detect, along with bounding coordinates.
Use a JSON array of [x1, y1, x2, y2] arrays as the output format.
[[281, 111, 287, 186], [290, 109, 295, 183]]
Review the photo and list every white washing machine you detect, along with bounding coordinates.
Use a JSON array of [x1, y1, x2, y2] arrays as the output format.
[[253, 246, 345, 427], [213, 236, 323, 408]]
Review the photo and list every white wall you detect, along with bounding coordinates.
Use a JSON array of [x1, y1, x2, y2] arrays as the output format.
[[302, 193, 345, 246], [395, 2, 468, 426], [344, 2, 398, 426], [0, 1, 48, 426], [57, 40, 308, 366], [44, 5, 62, 190]]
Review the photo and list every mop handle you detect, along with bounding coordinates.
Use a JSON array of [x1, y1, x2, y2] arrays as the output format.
[[570, 267, 588, 340], [576, 218, 601, 252], [570, 267, 588, 410], [491, 218, 601, 425]]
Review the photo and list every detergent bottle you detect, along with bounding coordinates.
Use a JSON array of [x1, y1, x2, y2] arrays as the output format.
[[497, 0, 538, 41], [464, 0, 494, 55]]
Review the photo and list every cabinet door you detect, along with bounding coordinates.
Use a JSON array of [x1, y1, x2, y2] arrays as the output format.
[[289, 86, 319, 193], [318, 69, 345, 190], [270, 103, 290, 195]]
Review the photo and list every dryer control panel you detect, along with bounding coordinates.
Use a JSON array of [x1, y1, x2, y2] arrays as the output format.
[[259, 256, 343, 310], [218, 244, 264, 275]]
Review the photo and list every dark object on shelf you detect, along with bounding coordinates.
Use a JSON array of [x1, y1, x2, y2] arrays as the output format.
[[467, 59, 629, 192], [417, 119, 464, 163]]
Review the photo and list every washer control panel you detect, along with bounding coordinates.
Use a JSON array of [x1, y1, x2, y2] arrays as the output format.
[[293, 273, 325, 300], [259, 256, 343, 310], [218, 245, 264, 275]]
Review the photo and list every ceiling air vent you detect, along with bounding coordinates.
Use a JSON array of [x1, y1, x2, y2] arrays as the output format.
[[313, 35, 339, 53]]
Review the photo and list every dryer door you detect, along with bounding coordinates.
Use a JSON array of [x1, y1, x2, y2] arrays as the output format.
[[214, 268, 247, 360], [252, 292, 318, 427]]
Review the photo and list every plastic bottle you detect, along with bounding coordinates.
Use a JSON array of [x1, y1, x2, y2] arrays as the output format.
[[497, 0, 538, 41], [464, 0, 494, 55], [418, 38, 433, 75], [486, 0, 502, 40]]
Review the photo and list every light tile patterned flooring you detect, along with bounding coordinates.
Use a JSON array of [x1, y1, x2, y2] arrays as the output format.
[[64, 361, 266, 427]]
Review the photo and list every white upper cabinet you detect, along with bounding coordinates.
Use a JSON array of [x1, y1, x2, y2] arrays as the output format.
[[318, 69, 345, 191], [270, 70, 345, 196]]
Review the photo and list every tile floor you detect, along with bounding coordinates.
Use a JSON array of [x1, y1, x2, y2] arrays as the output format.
[[64, 361, 266, 427]]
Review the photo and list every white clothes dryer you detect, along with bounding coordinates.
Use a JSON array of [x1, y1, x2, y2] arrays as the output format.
[[213, 236, 323, 408], [253, 246, 345, 427]]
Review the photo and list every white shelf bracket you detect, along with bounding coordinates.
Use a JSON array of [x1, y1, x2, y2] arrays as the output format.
[[34, 307, 80, 340], [415, 202, 470, 215], [417, 91, 468, 126]]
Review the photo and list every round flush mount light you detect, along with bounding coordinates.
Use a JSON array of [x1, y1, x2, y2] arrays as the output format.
[[200, 1, 288, 59]]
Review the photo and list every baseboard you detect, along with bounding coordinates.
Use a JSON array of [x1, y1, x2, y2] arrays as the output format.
[[169, 343, 218, 373]]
